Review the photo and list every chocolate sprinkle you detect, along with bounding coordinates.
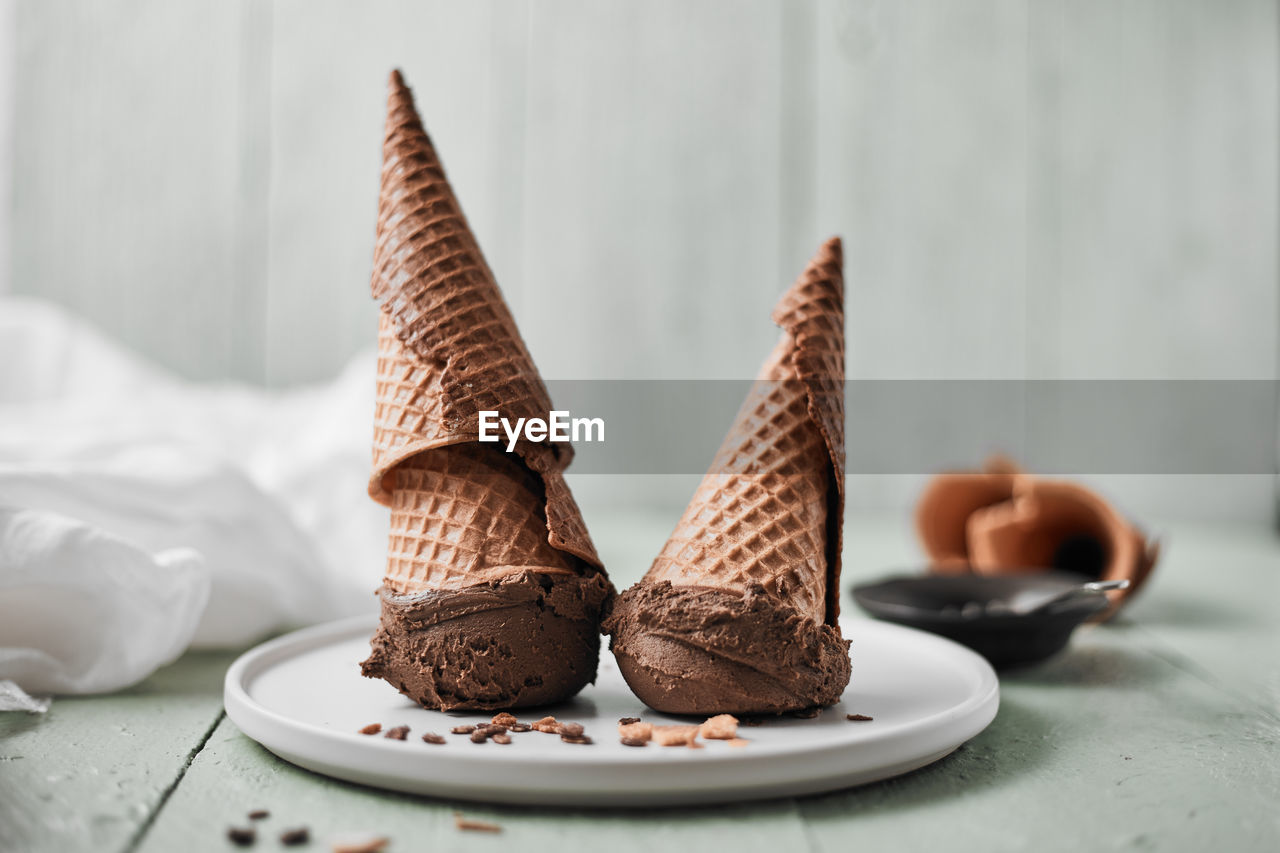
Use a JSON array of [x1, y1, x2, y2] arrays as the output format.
[[620, 737, 649, 747], [422, 733, 446, 744], [509, 723, 532, 733], [358, 723, 382, 735], [451, 725, 476, 735], [454, 812, 502, 833], [618, 717, 641, 726], [559, 721, 585, 737], [247, 809, 269, 820], [845, 713, 873, 722], [280, 827, 310, 846], [492, 733, 512, 745], [385, 725, 410, 740], [227, 826, 256, 847], [560, 734, 593, 745], [469, 730, 488, 743]]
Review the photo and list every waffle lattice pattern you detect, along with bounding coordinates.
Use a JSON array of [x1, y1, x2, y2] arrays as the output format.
[[384, 444, 582, 594], [646, 368, 831, 623], [366, 71, 601, 571], [645, 238, 846, 624]]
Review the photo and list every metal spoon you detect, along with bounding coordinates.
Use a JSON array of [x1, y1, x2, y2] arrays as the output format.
[[985, 579, 1131, 616]]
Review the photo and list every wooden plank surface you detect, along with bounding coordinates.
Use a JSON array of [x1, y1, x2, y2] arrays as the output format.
[[815, 0, 1032, 381], [136, 716, 813, 853], [1025, 0, 1279, 381], [519, 0, 790, 382], [8, 0, 1277, 520], [263, 0, 517, 386], [11, 0, 266, 382], [814, 514, 1280, 851], [4, 518, 1278, 852], [0, 651, 235, 853]]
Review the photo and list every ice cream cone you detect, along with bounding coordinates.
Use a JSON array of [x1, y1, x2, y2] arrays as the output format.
[[359, 70, 610, 711], [605, 238, 850, 715]]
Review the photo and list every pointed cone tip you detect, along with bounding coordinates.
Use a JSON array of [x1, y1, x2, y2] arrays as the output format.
[[815, 236, 843, 268], [389, 68, 406, 90]]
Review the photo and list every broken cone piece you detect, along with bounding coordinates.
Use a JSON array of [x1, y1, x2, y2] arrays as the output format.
[[915, 457, 1158, 618]]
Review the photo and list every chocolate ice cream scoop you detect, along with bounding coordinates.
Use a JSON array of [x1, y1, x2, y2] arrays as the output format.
[[604, 238, 849, 715]]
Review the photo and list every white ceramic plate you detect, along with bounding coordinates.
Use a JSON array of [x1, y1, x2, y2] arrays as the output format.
[[224, 616, 998, 806]]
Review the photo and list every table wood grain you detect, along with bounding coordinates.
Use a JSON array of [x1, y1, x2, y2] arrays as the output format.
[[3, 516, 1277, 852]]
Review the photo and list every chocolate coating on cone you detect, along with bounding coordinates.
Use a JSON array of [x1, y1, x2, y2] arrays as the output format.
[[361, 70, 610, 709], [607, 239, 849, 714], [603, 582, 850, 715], [364, 570, 612, 711]]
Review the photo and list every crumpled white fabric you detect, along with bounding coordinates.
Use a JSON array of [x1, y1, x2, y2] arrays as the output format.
[[0, 297, 388, 702], [0, 507, 209, 695]]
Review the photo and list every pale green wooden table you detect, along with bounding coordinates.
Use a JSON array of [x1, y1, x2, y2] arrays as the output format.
[[3, 515, 1278, 853]]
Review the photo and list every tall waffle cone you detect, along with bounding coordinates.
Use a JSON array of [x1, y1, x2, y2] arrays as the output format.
[[368, 70, 600, 574], [645, 237, 846, 624], [360, 71, 609, 711], [605, 239, 848, 716]]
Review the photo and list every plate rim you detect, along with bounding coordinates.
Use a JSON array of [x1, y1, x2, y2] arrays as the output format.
[[223, 614, 999, 802]]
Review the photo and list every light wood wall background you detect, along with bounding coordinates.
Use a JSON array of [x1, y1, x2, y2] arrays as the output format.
[[5, 1, 1278, 520]]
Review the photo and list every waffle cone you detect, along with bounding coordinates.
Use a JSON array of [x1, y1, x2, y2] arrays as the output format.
[[369, 69, 601, 587], [644, 238, 846, 624], [383, 443, 583, 594]]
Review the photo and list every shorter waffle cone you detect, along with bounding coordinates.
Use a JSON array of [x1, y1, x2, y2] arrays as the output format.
[[645, 346, 832, 622], [644, 237, 845, 624]]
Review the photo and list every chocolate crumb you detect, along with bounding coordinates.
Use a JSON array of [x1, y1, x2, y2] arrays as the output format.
[[247, 809, 269, 820], [509, 723, 531, 733], [358, 723, 382, 735], [560, 734, 593, 745], [454, 812, 502, 833], [451, 725, 476, 735], [845, 713, 873, 722], [227, 826, 255, 847], [618, 717, 641, 726], [279, 827, 309, 846], [620, 737, 648, 747], [385, 725, 410, 740], [531, 715, 560, 733], [422, 733, 446, 745], [469, 730, 488, 744], [492, 733, 512, 745], [792, 706, 823, 719], [559, 721, 585, 737], [331, 835, 389, 853], [491, 712, 518, 727]]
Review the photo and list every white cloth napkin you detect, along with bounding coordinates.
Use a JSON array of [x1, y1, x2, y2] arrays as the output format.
[[0, 298, 388, 704], [0, 507, 209, 695]]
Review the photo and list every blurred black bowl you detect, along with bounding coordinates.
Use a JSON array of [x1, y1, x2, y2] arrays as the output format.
[[851, 572, 1109, 668]]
